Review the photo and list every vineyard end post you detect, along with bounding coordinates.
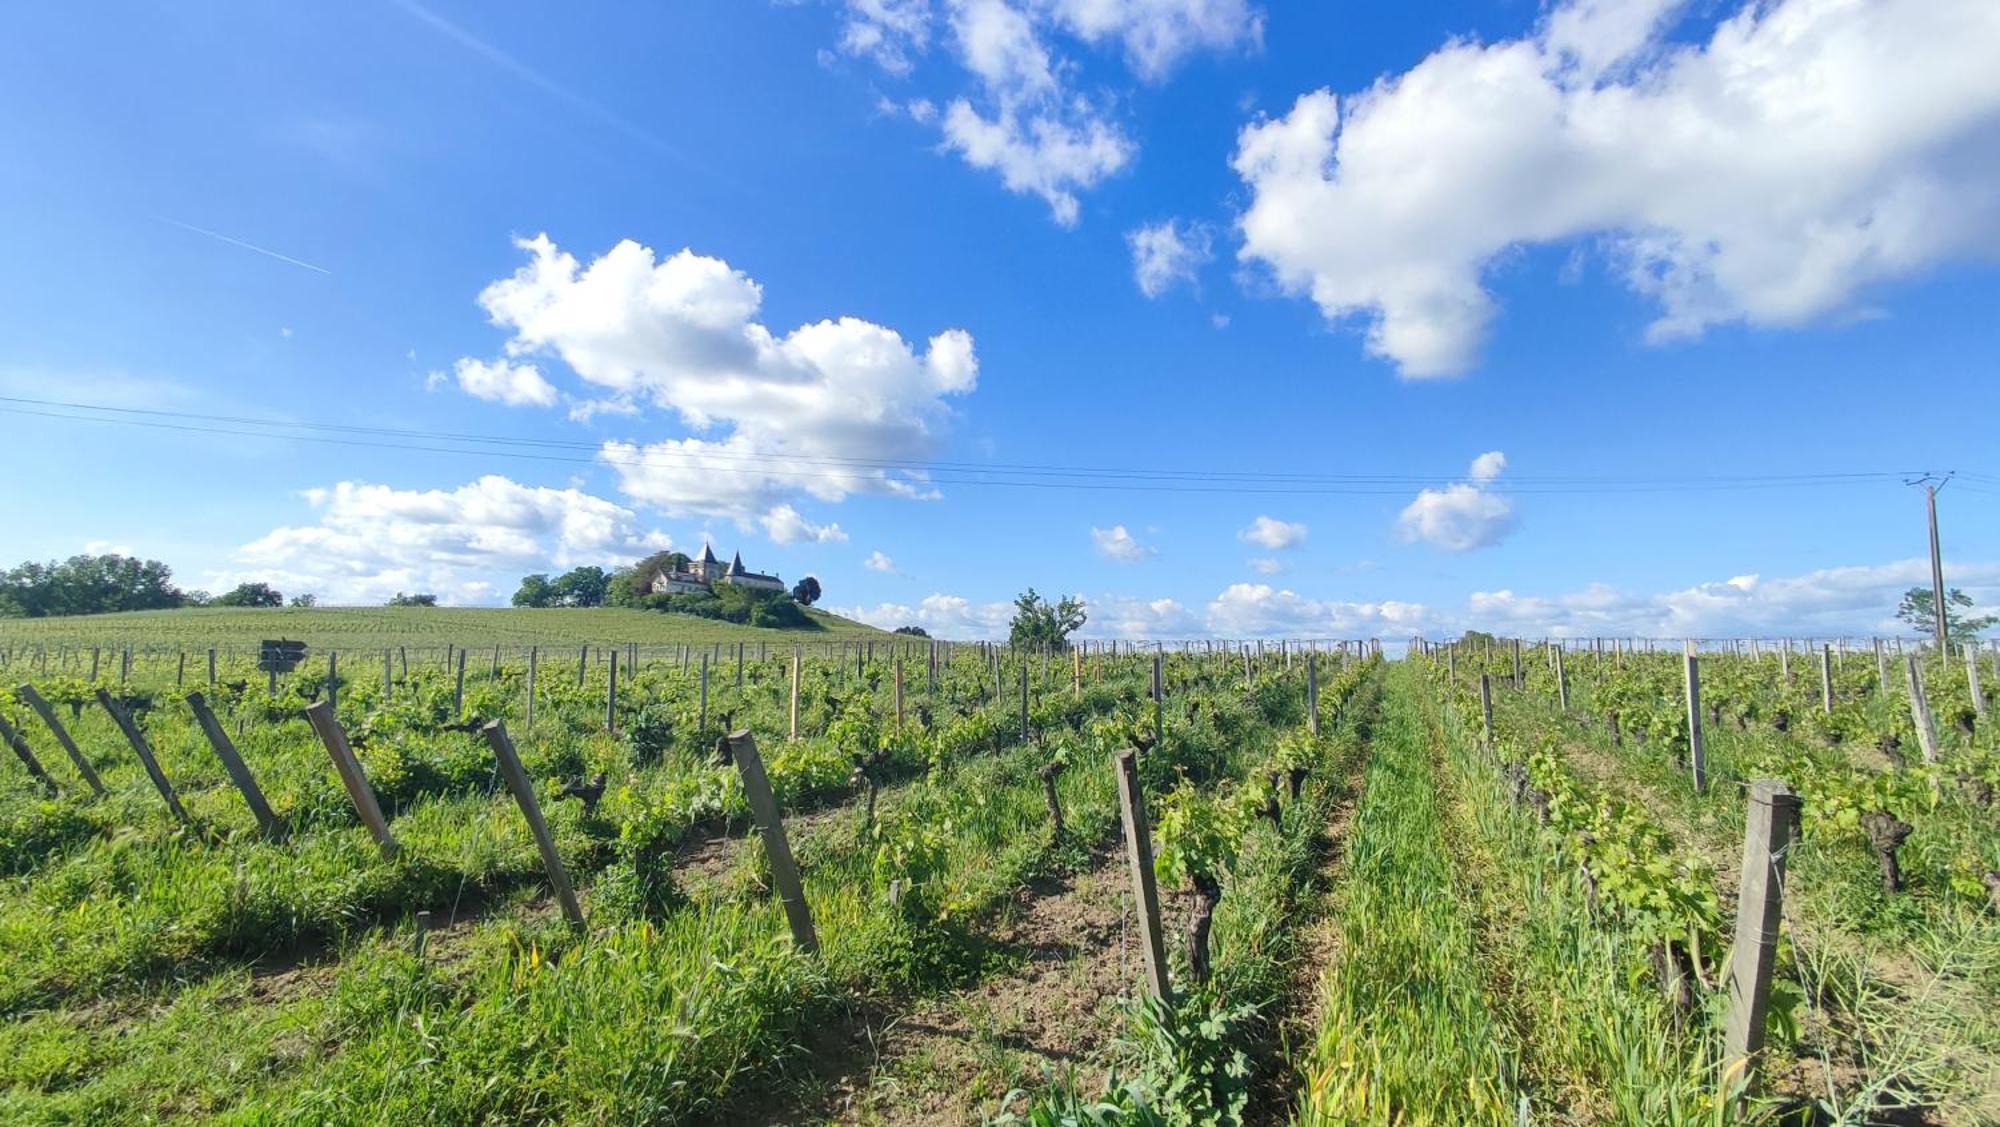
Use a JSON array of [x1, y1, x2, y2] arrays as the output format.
[[1114, 748, 1172, 1002], [483, 721, 584, 927], [1722, 778, 1800, 1102], [726, 730, 818, 953]]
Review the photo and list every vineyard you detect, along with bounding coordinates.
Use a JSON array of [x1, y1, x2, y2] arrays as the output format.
[[0, 634, 1992, 1123]]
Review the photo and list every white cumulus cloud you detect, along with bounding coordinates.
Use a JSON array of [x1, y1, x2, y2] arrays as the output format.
[[865, 549, 897, 572], [436, 357, 559, 407], [1128, 218, 1213, 296], [1091, 523, 1155, 561], [456, 234, 975, 540], [1233, 0, 2000, 376], [1397, 452, 1517, 552], [216, 474, 672, 605], [1239, 514, 1307, 550]]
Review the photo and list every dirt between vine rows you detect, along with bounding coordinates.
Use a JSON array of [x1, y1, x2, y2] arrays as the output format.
[[725, 851, 1140, 1127]]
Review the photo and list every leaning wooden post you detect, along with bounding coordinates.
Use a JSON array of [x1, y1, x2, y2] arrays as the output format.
[[1904, 654, 1939, 764], [0, 712, 57, 792], [482, 721, 584, 926], [176, 651, 186, 687], [725, 730, 818, 952], [187, 692, 283, 838], [1554, 644, 1569, 713], [15, 685, 105, 793], [1478, 673, 1494, 747], [1684, 646, 1707, 793], [1114, 749, 1172, 1001], [789, 647, 801, 741], [1722, 779, 1801, 1101], [96, 688, 190, 823], [303, 701, 399, 857]]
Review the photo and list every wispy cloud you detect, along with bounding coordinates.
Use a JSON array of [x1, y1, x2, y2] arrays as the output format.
[[161, 218, 330, 275]]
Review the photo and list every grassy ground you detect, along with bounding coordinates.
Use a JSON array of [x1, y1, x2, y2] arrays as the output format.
[[0, 604, 888, 655]]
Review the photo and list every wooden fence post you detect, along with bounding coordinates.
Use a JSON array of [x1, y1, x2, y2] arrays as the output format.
[[1684, 648, 1707, 793], [789, 647, 801, 741], [187, 692, 283, 838], [1511, 638, 1522, 689], [1114, 749, 1172, 1001], [1151, 653, 1163, 747], [96, 689, 190, 823], [453, 650, 467, 716], [1819, 645, 1833, 713], [15, 685, 104, 793], [482, 721, 584, 926], [303, 701, 399, 858], [0, 712, 57, 792], [176, 651, 186, 687], [382, 649, 392, 699], [894, 657, 904, 728], [327, 651, 338, 711], [605, 650, 618, 733], [1554, 645, 1569, 713], [725, 730, 818, 952], [1966, 646, 1987, 722], [525, 647, 537, 730], [1308, 652, 1319, 736], [1905, 654, 1938, 763], [207, 648, 217, 686], [699, 654, 710, 732], [1722, 779, 1801, 1100], [1479, 673, 1494, 747]]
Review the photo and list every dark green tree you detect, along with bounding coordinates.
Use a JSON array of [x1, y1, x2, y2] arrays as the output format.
[[1896, 586, 1997, 641], [214, 582, 284, 608], [288, 593, 318, 608], [1008, 587, 1086, 651], [0, 553, 186, 617], [893, 625, 930, 637], [387, 592, 438, 607], [791, 575, 823, 606], [549, 566, 611, 607], [513, 573, 555, 608]]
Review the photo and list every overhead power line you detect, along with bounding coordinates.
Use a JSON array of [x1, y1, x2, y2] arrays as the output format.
[[0, 394, 1972, 498]]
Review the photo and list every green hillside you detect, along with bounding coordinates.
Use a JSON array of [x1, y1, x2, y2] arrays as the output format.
[[0, 604, 889, 654]]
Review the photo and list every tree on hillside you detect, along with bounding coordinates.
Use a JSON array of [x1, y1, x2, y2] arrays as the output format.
[[550, 566, 611, 608], [214, 582, 284, 608], [1008, 588, 1086, 651], [387, 592, 438, 607], [791, 576, 822, 606], [289, 593, 317, 608], [513, 573, 555, 608], [894, 625, 929, 637], [0, 554, 186, 617], [1895, 586, 1996, 642]]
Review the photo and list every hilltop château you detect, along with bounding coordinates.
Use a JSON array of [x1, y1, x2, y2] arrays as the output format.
[[648, 543, 786, 596]]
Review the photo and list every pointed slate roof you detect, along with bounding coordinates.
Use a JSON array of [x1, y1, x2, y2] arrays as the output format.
[[700, 542, 718, 564], [729, 551, 746, 576]]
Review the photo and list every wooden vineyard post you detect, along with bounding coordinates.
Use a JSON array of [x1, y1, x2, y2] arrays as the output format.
[[577, 644, 588, 687], [303, 701, 399, 858], [605, 650, 619, 734], [1478, 674, 1495, 748], [525, 647, 538, 730], [1905, 655, 1939, 764], [327, 652, 338, 711], [1447, 643, 1455, 681], [482, 721, 584, 926], [382, 649, 392, 700], [1307, 652, 1319, 736], [207, 648, 217, 686], [1967, 646, 1987, 722], [1722, 779, 1801, 1101], [1114, 749, 1172, 1002], [894, 656, 904, 728], [96, 689, 190, 824], [0, 712, 57, 792], [187, 692, 283, 839], [1242, 645, 1251, 691], [789, 647, 801, 741], [176, 651, 186, 687], [16, 685, 104, 793], [1554, 644, 1569, 713], [120, 647, 131, 683], [1874, 638, 1888, 695], [1683, 646, 1707, 794], [1511, 638, 1522, 689], [725, 730, 818, 952], [89, 648, 100, 683], [1020, 661, 1030, 740], [1779, 642, 1790, 684], [1151, 653, 1163, 747], [1819, 645, 1833, 714], [699, 654, 710, 733], [453, 650, 466, 717]]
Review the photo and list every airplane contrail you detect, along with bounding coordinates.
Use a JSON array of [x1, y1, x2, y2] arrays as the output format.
[[162, 218, 332, 275]]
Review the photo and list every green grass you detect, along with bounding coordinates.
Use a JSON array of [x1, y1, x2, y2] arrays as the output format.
[[0, 604, 889, 655]]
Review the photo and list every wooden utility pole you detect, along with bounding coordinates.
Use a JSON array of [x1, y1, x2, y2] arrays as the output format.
[[1924, 481, 1949, 654]]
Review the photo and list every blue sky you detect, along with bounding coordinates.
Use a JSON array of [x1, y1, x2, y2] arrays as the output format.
[[2, 0, 1997, 640]]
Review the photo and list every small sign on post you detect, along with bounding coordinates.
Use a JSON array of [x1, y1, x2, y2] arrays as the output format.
[[258, 639, 307, 673], [483, 721, 584, 926], [726, 730, 817, 953]]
